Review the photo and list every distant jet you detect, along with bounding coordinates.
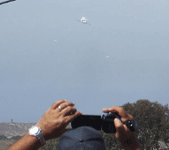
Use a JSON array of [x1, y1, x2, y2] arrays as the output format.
[[76, 17, 91, 25], [0, 0, 16, 5]]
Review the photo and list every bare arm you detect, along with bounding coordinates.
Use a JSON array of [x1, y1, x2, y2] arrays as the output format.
[[7, 100, 82, 150], [7, 133, 41, 150]]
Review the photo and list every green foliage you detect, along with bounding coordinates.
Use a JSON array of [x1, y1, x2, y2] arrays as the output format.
[[122, 99, 169, 150], [38, 100, 169, 150], [6, 99, 169, 150]]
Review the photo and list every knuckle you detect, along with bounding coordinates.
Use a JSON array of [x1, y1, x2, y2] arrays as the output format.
[[57, 118, 62, 124], [111, 106, 121, 112], [68, 102, 74, 106], [67, 106, 74, 111], [52, 100, 65, 108], [64, 102, 71, 107]]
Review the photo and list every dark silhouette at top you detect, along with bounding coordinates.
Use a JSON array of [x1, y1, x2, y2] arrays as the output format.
[[0, 0, 16, 6]]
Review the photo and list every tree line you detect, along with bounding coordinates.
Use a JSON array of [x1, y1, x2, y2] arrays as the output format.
[[100, 99, 169, 150], [3, 99, 168, 150], [40, 99, 169, 150]]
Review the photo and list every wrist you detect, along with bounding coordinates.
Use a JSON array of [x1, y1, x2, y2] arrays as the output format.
[[26, 133, 42, 148], [29, 126, 46, 146]]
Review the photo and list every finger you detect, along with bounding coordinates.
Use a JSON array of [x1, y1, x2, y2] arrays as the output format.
[[114, 118, 125, 137], [103, 106, 133, 122], [107, 106, 127, 116], [123, 122, 131, 132], [57, 102, 75, 112], [102, 107, 112, 112], [103, 106, 122, 112], [110, 106, 124, 113], [61, 106, 77, 116], [51, 100, 67, 109], [114, 118, 123, 129], [66, 108, 77, 116], [65, 111, 82, 123]]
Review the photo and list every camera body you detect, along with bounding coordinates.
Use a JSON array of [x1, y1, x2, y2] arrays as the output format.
[[71, 112, 121, 133]]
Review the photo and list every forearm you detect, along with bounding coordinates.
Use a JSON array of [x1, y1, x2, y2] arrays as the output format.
[[123, 145, 141, 150], [7, 133, 42, 150], [121, 139, 141, 150]]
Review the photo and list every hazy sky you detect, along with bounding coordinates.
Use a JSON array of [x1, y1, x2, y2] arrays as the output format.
[[0, 0, 169, 123]]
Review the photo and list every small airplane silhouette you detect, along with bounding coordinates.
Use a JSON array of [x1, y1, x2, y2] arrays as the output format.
[[76, 17, 91, 25]]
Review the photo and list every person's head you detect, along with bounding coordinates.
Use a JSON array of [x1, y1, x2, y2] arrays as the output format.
[[57, 126, 106, 150]]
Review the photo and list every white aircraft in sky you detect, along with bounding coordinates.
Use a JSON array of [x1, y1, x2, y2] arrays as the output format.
[[76, 17, 91, 25]]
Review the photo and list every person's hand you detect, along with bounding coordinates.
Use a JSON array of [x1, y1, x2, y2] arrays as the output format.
[[36, 100, 82, 141], [103, 106, 141, 150]]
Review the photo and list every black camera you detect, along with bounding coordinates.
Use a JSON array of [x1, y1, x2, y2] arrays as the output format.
[[71, 112, 121, 133]]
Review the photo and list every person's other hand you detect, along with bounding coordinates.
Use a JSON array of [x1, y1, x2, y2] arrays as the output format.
[[103, 106, 141, 150], [36, 100, 82, 141]]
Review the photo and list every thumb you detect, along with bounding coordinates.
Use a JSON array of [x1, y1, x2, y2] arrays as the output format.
[[114, 118, 123, 130], [114, 118, 124, 138]]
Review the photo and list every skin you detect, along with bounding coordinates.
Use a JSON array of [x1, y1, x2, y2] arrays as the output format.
[[7, 100, 82, 150], [103, 106, 141, 150], [7, 100, 141, 150]]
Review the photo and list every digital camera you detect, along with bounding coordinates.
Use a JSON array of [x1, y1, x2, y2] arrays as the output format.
[[71, 112, 121, 133]]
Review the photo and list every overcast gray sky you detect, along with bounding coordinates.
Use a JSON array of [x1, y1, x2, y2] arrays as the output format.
[[0, 0, 169, 123]]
